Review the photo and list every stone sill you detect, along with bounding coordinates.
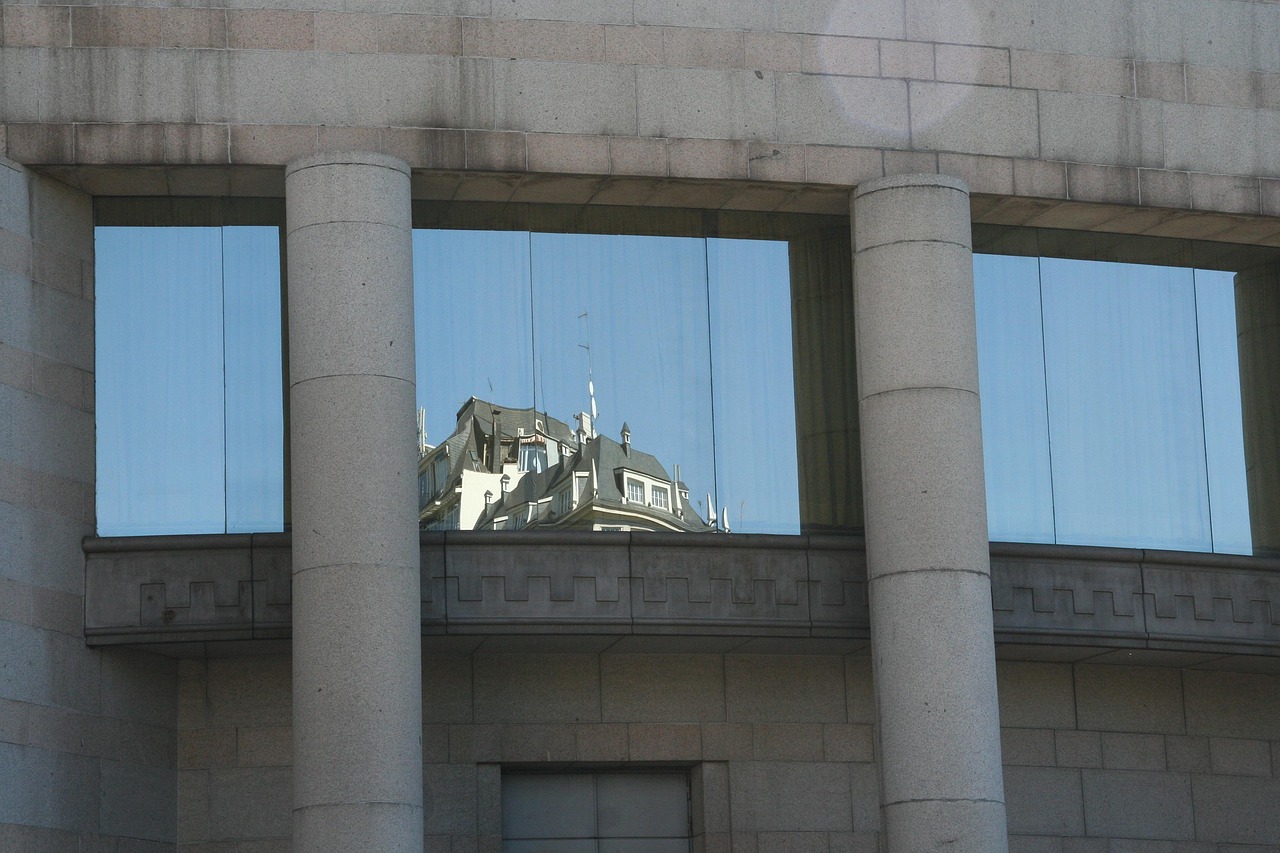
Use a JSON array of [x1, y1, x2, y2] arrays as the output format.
[[83, 532, 1280, 665]]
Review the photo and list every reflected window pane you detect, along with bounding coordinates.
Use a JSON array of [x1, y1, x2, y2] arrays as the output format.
[[97, 228, 225, 534], [974, 254, 1054, 544], [223, 227, 285, 533], [532, 233, 715, 528], [1194, 269, 1251, 554], [976, 249, 1251, 554], [1041, 258, 1209, 550], [96, 226, 284, 536], [708, 238, 799, 535]]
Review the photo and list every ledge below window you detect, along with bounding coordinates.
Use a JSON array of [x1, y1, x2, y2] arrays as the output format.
[[82, 532, 1280, 667]]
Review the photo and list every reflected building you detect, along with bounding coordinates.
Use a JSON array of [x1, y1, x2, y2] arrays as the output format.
[[418, 397, 713, 532]]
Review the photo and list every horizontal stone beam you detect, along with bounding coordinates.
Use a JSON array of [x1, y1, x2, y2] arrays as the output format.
[[84, 533, 1280, 656]]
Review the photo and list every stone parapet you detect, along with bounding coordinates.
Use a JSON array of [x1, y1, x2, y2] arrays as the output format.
[[84, 534, 1280, 657]]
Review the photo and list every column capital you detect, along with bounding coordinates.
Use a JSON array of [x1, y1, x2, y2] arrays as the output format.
[[852, 173, 973, 254], [285, 150, 412, 237], [285, 149, 410, 178], [855, 172, 969, 199]]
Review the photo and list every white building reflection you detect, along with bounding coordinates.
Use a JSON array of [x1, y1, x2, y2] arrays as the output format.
[[418, 397, 716, 533]]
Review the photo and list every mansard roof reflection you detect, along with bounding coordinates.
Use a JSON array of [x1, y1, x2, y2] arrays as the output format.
[[418, 396, 713, 533]]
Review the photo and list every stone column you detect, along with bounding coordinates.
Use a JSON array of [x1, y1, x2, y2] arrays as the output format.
[[852, 174, 1007, 853], [1235, 261, 1280, 555], [285, 152, 423, 853]]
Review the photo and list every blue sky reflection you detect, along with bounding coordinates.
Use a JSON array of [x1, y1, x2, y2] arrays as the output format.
[[975, 254, 1251, 554], [96, 226, 283, 535]]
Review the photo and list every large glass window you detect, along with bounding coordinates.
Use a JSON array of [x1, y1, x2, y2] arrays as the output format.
[[94, 209, 1280, 554], [413, 230, 800, 535], [96, 225, 284, 535], [973, 229, 1269, 555]]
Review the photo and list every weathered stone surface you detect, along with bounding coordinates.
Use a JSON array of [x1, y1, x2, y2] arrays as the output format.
[[286, 151, 422, 853], [855, 174, 1006, 853], [1081, 770, 1195, 840]]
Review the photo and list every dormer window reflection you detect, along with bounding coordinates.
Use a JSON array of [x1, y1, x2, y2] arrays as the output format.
[[518, 441, 547, 473], [625, 479, 645, 504]]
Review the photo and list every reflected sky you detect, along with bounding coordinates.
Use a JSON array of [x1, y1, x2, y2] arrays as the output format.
[[708, 239, 799, 535], [531, 233, 715, 518], [975, 254, 1251, 554], [973, 254, 1054, 544], [96, 226, 283, 535], [102, 227, 1257, 548]]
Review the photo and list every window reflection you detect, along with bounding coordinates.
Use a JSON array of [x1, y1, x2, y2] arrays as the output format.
[[973, 254, 1053, 544], [531, 232, 715, 529], [96, 226, 284, 535], [413, 231, 799, 534], [1042, 258, 1211, 550], [93, 213, 1280, 551], [709, 239, 800, 535], [975, 251, 1251, 554]]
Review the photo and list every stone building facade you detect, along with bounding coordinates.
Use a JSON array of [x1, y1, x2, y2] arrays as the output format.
[[3, 0, 1280, 851]]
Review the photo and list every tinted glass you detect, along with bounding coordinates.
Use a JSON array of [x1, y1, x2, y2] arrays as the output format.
[[413, 230, 798, 535], [975, 252, 1250, 553], [96, 226, 284, 535], [708, 238, 801, 535], [973, 254, 1053, 544]]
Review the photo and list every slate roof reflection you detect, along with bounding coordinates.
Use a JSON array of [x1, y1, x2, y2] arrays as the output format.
[[418, 396, 712, 533]]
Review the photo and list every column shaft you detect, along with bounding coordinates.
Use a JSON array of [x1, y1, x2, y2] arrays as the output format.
[[285, 151, 423, 853], [852, 174, 1008, 853]]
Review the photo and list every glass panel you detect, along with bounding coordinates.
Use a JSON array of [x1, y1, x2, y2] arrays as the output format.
[[708, 238, 800, 535], [96, 227, 227, 535], [222, 227, 285, 533], [787, 226, 860, 533], [1040, 258, 1211, 550], [413, 230, 534, 447], [96, 225, 284, 536], [531, 232, 715, 525], [975, 225, 1278, 554], [1194, 269, 1251, 554], [976, 246, 1260, 554], [503, 772, 691, 850], [415, 228, 798, 534], [1229, 255, 1280, 555], [973, 254, 1054, 544]]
